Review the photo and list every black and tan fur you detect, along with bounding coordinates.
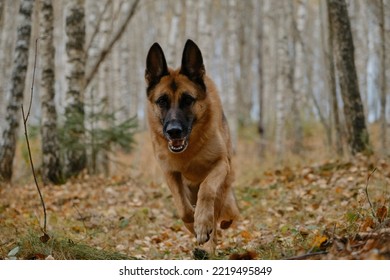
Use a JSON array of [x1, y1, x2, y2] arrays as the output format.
[[145, 40, 239, 252]]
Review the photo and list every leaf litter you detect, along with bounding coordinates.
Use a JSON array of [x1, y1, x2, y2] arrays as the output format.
[[0, 145, 389, 259]]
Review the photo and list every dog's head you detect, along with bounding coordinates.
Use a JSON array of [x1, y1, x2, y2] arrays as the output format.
[[145, 40, 207, 153]]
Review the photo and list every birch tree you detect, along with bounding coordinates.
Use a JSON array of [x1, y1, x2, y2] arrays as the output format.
[[167, 0, 182, 66], [40, 0, 62, 184], [226, 0, 239, 149], [255, 0, 266, 157], [367, 1, 381, 121], [379, 0, 387, 154], [64, 0, 87, 177], [327, 0, 370, 155], [275, 1, 289, 162], [0, 0, 34, 182], [197, 0, 212, 67], [185, 0, 197, 40], [323, 1, 343, 156], [289, 1, 303, 154]]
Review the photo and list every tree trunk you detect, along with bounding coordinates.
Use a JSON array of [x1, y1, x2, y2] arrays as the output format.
[[275, 1, 289, 162], [289, 1, 303, 155], [39, 0, 62, 184], [64, 0, 87, 177], [367, 1, 381, 122], [323, 0, 343, 156], [197, 0, 212, 66], [379, 0, 387, 154], [256, 0, 266, 158], [237, 1, 253, 126], [0, 0, 34, 182], [0, 1, 18, 132], [95, 1, 112, 175], [327, 0, 370, 155], [167, 0, 182, 66], [185, 0, 197, 40], [226, 0, 239, 150]]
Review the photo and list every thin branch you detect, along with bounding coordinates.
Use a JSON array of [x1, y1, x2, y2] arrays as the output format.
[[365, 168, 377, 220], [26, 38, 39, 120], [84, 0, 112, 57], [22, 107, 48, 234], [84, 0, 140, 89], [21, 37, 49, 241]]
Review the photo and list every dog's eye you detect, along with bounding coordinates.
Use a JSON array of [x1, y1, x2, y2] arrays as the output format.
[[156, 95, 169, 108], [181, 94, 195, 107]]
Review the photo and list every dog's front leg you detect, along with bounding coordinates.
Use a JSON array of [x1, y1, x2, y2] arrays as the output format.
[[194, 159, 229, 246], [165, 172, 195, 233]]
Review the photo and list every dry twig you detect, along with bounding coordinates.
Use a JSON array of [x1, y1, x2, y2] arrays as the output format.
[[21, 38, 49, 242]]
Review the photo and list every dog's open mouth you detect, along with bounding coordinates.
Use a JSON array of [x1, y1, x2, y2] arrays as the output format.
[[168, 138, 188, 153]]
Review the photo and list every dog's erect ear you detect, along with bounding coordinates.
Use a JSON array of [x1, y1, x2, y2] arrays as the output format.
[[180, 40, 206, 90], [145, 43, 169, 92]]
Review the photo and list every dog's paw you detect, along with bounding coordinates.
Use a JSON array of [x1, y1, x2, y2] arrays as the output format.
[[194, 219, 214, 244]]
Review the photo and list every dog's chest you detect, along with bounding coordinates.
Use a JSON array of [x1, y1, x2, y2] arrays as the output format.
[[156, 151, 213, 183]]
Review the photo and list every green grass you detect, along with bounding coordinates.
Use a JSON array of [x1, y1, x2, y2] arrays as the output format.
[[10, 231, 134, 260]]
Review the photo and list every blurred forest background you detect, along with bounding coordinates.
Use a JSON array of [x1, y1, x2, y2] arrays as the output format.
[[1, 0, 390, 260], [0, 0, 389, 183]]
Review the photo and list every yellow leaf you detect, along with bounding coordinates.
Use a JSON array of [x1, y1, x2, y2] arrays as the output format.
[[312, 235, 328, 249], [376, 206, 387, 223], [240, 230, 252, 240]]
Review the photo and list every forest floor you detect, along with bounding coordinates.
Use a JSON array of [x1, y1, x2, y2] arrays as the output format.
[[1, 129, 390, 260]]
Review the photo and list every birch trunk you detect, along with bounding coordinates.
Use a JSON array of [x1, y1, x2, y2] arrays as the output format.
[[40, 0, 62, 184], [379, 0, 387, 154], [226, 0, 239, 149], [197, 0, 212, 66], [0, 1, 18, 132], [185, 0, 197, 40], [0, 0, 34, 182], [327, 0, 370, 155], [64, 0, 87, 177], [323, 0, 343, 156], [289, 1, 303, 155], [167, 0, 182, 66], [256, 0, 266, 157], [275, 1, 289, 162], [95, 1, 112, 175], [366, 1, 381, 122]]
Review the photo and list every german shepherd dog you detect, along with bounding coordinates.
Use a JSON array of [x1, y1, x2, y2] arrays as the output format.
[[145, 40, 239, 253]]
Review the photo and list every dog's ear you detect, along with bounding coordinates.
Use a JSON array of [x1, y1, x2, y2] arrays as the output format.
[[145, 43, 169, 92], [180, 40, 206, 90]]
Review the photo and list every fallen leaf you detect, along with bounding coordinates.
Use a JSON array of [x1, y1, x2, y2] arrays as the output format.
[[360, 217, 375, 231], [311, 235, 329, 250], [240, 230, 252, 240], [7, 246, 20, 257], [376, 206, 387, 223]]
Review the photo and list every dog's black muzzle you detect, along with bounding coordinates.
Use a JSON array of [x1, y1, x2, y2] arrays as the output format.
[[163, 117, 190, 153]]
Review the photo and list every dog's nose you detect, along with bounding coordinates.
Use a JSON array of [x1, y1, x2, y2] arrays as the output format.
[[166, 121, 183, 139]]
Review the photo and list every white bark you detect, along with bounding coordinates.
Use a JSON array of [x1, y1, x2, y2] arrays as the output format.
[[275, 1, 289, 162], [0, 1, 18, 136], [0, 0, 34, 182], [40, 0, 62, 184], [366, 1, 381, 122], [64, 0, 87, 177], [197, 0, 212, 66], [167, 0, 182, 66], [226, 0, 239, 150]]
